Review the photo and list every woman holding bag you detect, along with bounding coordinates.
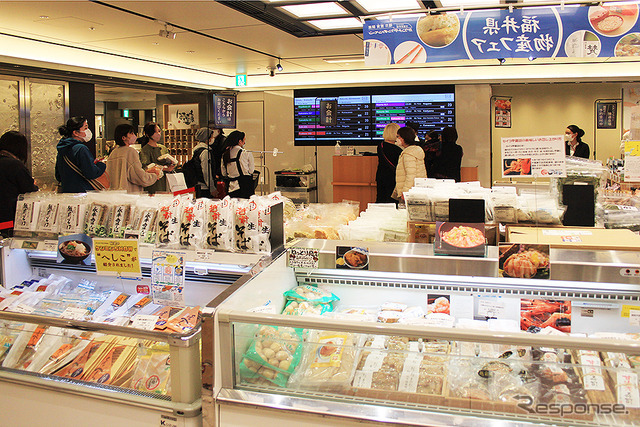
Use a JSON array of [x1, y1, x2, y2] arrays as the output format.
[[55, 116, 107, 193]]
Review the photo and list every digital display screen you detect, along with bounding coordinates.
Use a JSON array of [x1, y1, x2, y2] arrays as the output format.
[[294, 85, 454, 146]]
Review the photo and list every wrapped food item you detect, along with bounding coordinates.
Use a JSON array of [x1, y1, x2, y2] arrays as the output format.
[[281, 300, 331, 316], [131, 342, 171, 395], [289, 331, 359, 391], [156, 196, 185, 247], [205, 197, 234, 251], [239, 325, 304, 387], [283, 285, 339, 306]]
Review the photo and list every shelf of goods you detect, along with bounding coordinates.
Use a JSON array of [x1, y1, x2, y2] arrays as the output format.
[[0, 237, 274, 426], [164, 128, 197, 166], [213, 239, 640, 427]]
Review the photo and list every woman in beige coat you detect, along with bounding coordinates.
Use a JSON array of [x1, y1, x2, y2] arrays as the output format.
[[106, 123, 160, 193], [392, 126, 427, 201]]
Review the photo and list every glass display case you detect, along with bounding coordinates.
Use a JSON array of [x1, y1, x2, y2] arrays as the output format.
[[0, 237, 264, 426], [214, 239, 640, 426]]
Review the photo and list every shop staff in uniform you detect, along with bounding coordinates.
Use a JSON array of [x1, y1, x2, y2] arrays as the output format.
[[565, 124, 590, 158], [55, 116, 106, 193], [221, 130, 255, 199], [0, 131, 38, 237], [375, 122, 402, 203]]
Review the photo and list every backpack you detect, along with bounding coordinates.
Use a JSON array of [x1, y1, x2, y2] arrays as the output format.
[[180, 146, 207, 189]]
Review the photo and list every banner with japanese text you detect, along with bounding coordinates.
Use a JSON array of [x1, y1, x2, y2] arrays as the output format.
[[94, 238, 141, 277], [364, 4, 640, 66]]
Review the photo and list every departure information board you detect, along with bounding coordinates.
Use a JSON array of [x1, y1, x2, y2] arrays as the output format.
[[294, 86, 455, 146]]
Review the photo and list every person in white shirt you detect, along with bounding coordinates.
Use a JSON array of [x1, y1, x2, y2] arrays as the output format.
[[221, 130, 255, 198]]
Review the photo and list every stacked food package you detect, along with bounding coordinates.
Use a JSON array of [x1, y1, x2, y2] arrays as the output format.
[[0, 274, 201, 396], [234, 284, 640, 422], [284, 201, 359, 242], [14, 191, 287, 255]]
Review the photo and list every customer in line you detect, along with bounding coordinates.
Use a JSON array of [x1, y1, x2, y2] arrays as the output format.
[[0, 131, 38, 237], [208, 121, 227, 183], [565, 124, 590, 158], [191, 127, 218, 198], [139, 122, 174, 194], [432, 126, 463, 182], [375, 122, 402, 203], [221, 130, 255, 199], [392, 126, 427, 201], [55, 117, 106, 193], [423, 130, 441, 178], [106, 123, 160, 193]]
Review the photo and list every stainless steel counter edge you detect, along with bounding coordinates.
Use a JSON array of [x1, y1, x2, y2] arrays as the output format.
[[0, 311, 200, 347], [216, 310, 640, 354], [216, 388, 544, 427], [0, 369, 202, 417]]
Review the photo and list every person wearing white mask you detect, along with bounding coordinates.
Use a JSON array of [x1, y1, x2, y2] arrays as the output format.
[[564, 124, 590, 158], [392, 126, 427, 201], [55, 116, 107, 193]]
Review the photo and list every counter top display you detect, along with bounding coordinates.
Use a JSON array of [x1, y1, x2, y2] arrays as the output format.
[[213, 239, 640, 426]]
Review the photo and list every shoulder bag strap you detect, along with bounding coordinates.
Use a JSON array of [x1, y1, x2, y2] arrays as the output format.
[[380, 143, 396, 168], [64, 155, 106, 191]]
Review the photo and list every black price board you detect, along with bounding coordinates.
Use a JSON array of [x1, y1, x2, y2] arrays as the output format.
[[213, 94, 236, 128]]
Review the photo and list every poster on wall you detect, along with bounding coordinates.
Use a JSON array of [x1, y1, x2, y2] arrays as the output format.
[[624, 140, 640, 181], [501, 135, 566, 177], [165, 103, 199, 129], [596, 101, 617, 129], [623, 85, 640, 140], [364, 4, 640, 66], [494, 97, 512, 128]]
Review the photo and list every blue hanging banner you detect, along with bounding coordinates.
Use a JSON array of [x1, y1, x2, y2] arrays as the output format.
[[364, 4, 640, 66]]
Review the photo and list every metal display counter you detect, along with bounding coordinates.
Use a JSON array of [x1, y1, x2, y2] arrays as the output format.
[[213, 239, 640, 426]]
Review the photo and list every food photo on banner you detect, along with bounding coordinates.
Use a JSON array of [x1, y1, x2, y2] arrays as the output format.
[[57, 233, 93, 265], [363, 4, 640, 66]]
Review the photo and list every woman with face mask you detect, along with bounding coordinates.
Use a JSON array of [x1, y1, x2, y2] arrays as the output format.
[[106, 123, 161, 193], [565, 125, 590, 159], [392, 126, 427, 201], [55, 116, 107, 193], [139, 122, 175, 194]]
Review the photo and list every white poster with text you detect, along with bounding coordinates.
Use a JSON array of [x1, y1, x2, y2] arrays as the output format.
[[501, 135, 566, 178]]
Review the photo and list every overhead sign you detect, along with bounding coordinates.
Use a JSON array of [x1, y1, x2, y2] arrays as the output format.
[[319, 100, 337, 126], [236, 74, 247, 86], [364, 4, 640, 66], [213, 93, 236, 128]]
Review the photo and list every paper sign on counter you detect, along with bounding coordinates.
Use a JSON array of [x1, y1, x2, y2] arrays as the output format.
[[131, 314, 159, 330], [630, 310, 640, 326], [477, 297, 506, 319]]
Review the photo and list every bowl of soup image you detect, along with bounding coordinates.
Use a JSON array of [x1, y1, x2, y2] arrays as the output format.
[[58, 239, 92, 263]]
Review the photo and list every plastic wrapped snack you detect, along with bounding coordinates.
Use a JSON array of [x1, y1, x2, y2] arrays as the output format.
[[281, 300, 332, 316], [283, 285, 339, 306], [289, 331, 359, 391], [156, 195, 186, 247], [239, 325, 304, 387]]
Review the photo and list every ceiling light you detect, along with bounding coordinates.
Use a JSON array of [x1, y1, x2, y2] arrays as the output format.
[[276, 60, 283, 71], [439, 0, 501, 7], [306, 17, 363, 30], [159, 24, 176, 39], [39, 15, 49, 19], [186, 50, 195, 54], [323, 56, 365, 63], [354, 0, 421, 13], [498, 57, 506, 64], [280, 2, 347, 18]]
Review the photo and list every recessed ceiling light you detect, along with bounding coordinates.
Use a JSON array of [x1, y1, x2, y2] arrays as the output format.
[[186, 50, 195, 54], [89, 27, 96, 31], [354, 0, 421, 13], [307, 17, 362, 30], [152, 42, 159, 45], [39, 15, 49, 19], [280, 2, 347, 18], [439, 0, 501, 7]]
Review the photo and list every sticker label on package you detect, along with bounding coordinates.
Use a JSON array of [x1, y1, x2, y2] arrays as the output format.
[[352, 370, 374, 389], [362, 351, 386, 372]]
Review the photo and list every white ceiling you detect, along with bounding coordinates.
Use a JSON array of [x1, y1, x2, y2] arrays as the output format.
[[1, 1, 639, 93]]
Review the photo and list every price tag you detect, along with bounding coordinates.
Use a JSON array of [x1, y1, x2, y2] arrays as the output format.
[[352, 370, 374, 389], [13, 303, 35, 314], [131, 314, 159, 330], [630, 310, 640, 326], [477, 297, 506, 318], [60, 307, 88, 320], [195, 250, 215, 262], [287, 248, 319, 269], [41, 240, 58, 252]]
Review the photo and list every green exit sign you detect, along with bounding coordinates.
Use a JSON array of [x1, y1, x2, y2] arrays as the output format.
[[236, 74, 247, 86]]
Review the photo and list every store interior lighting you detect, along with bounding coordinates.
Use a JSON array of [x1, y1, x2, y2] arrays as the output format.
[[306, 17, 363, 30], [354, 0, 422, 13], [280, 2, 348, 18]]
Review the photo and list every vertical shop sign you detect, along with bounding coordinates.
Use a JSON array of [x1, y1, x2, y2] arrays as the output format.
[[213, 94, 237, 128], [624, 140, 640, 181], [320, 100, 337, 126], [494, 97, 512, 128], [596, 102, 617, 129]]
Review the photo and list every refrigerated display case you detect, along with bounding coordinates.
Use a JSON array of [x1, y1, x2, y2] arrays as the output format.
[[0, 237, 267, 426], [214, 239, 640, 426]]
